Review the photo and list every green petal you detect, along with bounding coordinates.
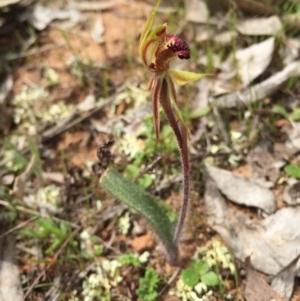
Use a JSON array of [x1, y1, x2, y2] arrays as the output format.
[[139, 0, 161, 58], [169, 69, 210, 86]]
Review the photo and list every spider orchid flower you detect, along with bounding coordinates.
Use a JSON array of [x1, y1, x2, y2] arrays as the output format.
[[139, 0, 208, 256], [139, 0, 207, 140]]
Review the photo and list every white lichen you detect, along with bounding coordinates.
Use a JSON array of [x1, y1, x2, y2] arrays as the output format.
[[169, 279, 206, 301], [139, 251, 150, 263], [76, 260, 122, 301], [171, 239, 236, 300], [23, 184, 60, 213], [12, 84, 73, 134], [118, 212, 131, 235]]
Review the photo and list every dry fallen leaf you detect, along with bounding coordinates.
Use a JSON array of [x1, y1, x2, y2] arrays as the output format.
[[243, 257, 287, 301], [283, 182, 300, 205], [0, 74, 13, 105], [70, 0, 115, 11], [0, 234, 23, 301], [285, 122, 300, 151], [77, 94, 96, 112], [0, 0, 21, 7], [237, 16, 282, 36], [184, 0, 208, 23], [195, 25, 214, 43], [203, 165, 276, 213], [280, 38, 300, 66], [271, 254, 300, 300], [212, 61, 300, 108], [210, 37, 275, 94], [91, 15, 105, 44], [42, 172, 65, 184], [204, 179, 300, 276], [192, 78, 210, 112], [282, 14, 300, 30], [213, 30, 238, 46], [229, 0, 277, 15], [29, 4, 82, 30], [247, 140, 284, 187], [233, 37, 275, 86]]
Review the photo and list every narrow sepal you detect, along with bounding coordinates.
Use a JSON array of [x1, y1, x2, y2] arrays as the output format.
[[152, 76, 162, 140], [165, 75, 190, 139], [147, 74, 156, 91], [159, 78, 183, 149]]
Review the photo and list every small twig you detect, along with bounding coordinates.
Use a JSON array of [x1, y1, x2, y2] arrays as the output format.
[[0, 200, 80, 230], [70, 0, 115, 11], [0, 83, 129, 165], [41, 108, 79, 141], [23, 227, 82, 300], [41, 83, 127, 142], [75, 192, 94, 205], [105, 230, 116, 251], [133, 155, 163, 183], [0, 216, 38, 239], [158, 267, 181, 296], [96, 203, 127, 224]]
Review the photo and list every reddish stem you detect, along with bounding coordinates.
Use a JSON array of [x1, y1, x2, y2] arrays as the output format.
[[173, 124, 189, 246]]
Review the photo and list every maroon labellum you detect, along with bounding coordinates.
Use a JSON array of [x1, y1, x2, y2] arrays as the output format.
[[153, 34, 191, 73]]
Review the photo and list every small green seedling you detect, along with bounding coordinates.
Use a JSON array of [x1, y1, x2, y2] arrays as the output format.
[[181, 260, 220, 287], [284, 164, 300, 179], [170, 239, 236, 300], [136, 268, 161, 301], [125, 164, 155, 189], [20, 217, 76, 254], [118, 251, 150, 267], [118, 253, 142, 268], [272, 105, 300, 122], [3, 137, 28, 172], [272, 104, 288, 118], [290, 108, 300, 121]]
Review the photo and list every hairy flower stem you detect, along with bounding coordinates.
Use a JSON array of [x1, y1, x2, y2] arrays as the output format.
[[173, 124, 189, 247], [159, 78, 190, 255]]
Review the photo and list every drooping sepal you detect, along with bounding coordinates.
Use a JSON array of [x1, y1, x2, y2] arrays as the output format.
[[159, 78, 183, 150], [147, 74, 156, 91], [165, 74, 190, 139], [152, 75, 162, 139]]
